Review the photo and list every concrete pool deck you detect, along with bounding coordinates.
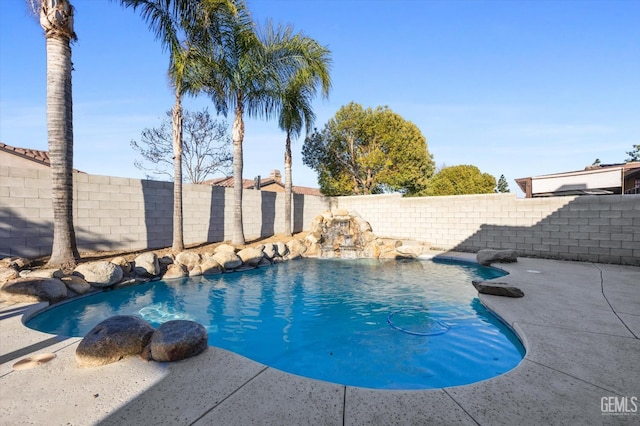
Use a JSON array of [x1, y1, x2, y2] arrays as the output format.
[[1, 253, 639, 425]]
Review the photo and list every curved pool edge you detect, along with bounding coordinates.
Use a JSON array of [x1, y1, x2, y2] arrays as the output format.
[[2, 254, 639, 424]]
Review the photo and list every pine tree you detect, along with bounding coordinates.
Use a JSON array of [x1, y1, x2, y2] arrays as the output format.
[[495, 174, 510, 193]]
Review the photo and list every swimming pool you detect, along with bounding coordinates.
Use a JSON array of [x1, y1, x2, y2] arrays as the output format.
[[26, 258, 525, 389]]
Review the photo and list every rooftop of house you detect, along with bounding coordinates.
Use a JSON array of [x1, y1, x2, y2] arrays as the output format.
[[0, 142, 85, 173], [203, 169, 323, 196]]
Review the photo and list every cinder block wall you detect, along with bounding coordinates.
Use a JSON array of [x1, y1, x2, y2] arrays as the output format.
[[335, 193, 640, 266], [0, 166, 328, 258], [2, 165, 638, 265]]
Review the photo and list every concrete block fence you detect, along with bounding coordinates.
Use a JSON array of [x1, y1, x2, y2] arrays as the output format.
[[335, 193, 640, 266], [2, 165, 639, 265], [0, 166, 328, 258]]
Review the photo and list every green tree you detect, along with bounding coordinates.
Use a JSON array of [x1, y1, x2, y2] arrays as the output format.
[[131, 109, 232, 183], [29, 0, 80, 268], [626, 144, 640, 162], [277, 40, 331, 236], [495, 174, 510, 193], [303, 103, 434, 196], [196, 6, 331, 245], [423, 165, 496, 196]]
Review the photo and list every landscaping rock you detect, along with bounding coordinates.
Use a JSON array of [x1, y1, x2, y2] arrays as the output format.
[[0, 277, 68, 303], [20, 268, 64, 279], [0, 267, 19, 283], [237, 247, 264, 266], [61, 275, 93, 295], [287, 239, 307, 257], [134, 252, 160, 277], [395, 245, 423, 258], [158, 255, 175, 266], [212, 251, 242, 271], [188, 265, 203, 277], [76, 315, 155, 367], [275, 242, 288, 257], [149, 320, 208, 362], [74, 261, 123, 287], [262, 244, 277, 260], [477, 249, 518, 266], [163, 263, 188, 279], [472, 280, 525, 298], [111, 256, 132, 274], [0, 257, 31, 270], [200, 258, 222, 275], [175, 251, 201, 270], [214, 244, 236, 254]]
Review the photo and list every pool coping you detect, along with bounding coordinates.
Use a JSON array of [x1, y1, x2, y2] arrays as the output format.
[[1, 252, 639, 425]]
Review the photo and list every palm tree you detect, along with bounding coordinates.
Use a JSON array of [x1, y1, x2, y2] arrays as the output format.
[[278, 41, 331, 236], [29, 0, 80, 268], [118, 0, 234, 253], [197, 3, 327, 245]]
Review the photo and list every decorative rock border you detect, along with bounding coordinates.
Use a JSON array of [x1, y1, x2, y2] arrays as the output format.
[[0, 209, 432, 305]]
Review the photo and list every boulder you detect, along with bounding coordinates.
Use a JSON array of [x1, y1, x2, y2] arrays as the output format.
[[214, 244, 236, 254], [0, 257, 30, 270], [61, 275, 93, 295], [275, 242, 288, 257], [188, 265, 203, 277], [175, 251, 202, 270], [20, 268, 63, 279], [134, 252, 160, 277], [0, 277, 67, 303], [111, 256, 132, 274], [472, 280, 524, 298], [477, 249, 518, 266], [200, 258, 222, 275], [0, 267, 19, 283], [158, 255, 175, 266], [212, 251, 242, 271], [395, 245, 423, 258], [76, 315, 155, 367], [287, 239, 307, 257], [163, 263, 188, 279], [74, 261, 123, 287], [237, 248, 264, 266], [149, 320, 208, 362], [262, 244, 277, 260]]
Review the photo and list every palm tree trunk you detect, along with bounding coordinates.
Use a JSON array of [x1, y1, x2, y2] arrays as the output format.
[[172, 91, 184, 252], [284, 132, 293, 236], [42, 1, 79, 268], [231, 97, 245, 246]]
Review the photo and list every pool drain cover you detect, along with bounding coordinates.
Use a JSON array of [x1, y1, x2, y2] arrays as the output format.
[[387, 308, 450, 336], [12, 353, 56, 370]]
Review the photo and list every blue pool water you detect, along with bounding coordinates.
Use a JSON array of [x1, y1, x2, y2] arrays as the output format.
[[26, 258, 525, 389]]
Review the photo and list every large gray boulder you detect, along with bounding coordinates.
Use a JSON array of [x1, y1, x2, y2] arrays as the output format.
[[237, 248, 264, 267], [476, 249, 518, 266], [134, 252, 160, 277], [163, 263, 189, 279], [149, 320, 208, 362], [74, 261, 123, 287], [76, 315, 155, 367], [61, 275, 93, 295], [472, 280, 524, 298], [175, 251, 202, 270], [212, 251, 242, 271], [0, 277, 68, 303]]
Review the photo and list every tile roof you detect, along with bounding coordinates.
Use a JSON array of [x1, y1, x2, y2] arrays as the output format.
[[202, 175, 323, 196], [0, 142, 84, 173]]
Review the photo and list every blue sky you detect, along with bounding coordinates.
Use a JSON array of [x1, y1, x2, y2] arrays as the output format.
[[1, 0, 638, 196]]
